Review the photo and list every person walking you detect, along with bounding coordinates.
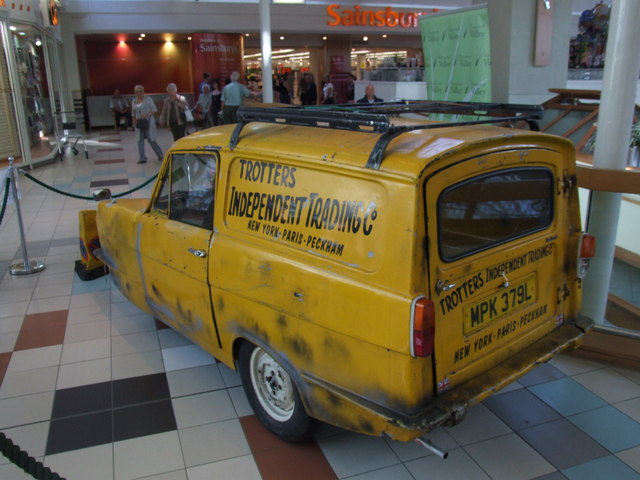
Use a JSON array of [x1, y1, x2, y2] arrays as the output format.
[[221, 71, 253, 124], [159, 83, 190, 141], [131, 85, 163, 164]]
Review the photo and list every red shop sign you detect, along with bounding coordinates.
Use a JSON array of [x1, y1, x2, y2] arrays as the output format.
[[327, 4, 436, 29]]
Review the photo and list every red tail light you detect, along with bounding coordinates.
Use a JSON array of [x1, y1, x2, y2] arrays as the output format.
[[411, 296, 435, 357], [577, 233, 596, 278], [580, 233, 596, 258]]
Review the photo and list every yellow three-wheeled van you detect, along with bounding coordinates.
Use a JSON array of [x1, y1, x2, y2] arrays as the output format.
[[83, 103, 595, 449]]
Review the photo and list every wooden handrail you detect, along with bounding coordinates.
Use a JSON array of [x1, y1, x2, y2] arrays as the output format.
[[576, 164, 640, 194]]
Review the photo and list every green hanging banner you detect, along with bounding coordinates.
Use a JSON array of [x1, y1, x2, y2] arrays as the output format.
[[420, 6, 492, 104]]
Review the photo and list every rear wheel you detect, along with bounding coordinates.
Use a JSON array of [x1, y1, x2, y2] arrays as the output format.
[[238, 342, 315, 442]]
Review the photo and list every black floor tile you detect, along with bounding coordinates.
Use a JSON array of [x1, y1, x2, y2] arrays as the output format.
[[519, 418, 609, 470], [484, 388, 561, 431], [519, 363, 567, 387], [113, 373, 171, 408], [52, 382, 112, 418], [113, 400, 176, 442], [46, 411, 113, 455]]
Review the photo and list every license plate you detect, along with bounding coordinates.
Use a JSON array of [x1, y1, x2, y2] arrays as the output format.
[[463, 275, 537, 335]]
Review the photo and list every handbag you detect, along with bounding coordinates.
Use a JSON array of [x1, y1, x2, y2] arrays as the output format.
[[135, 117, 149, 130], [184, 107, 194, 123]]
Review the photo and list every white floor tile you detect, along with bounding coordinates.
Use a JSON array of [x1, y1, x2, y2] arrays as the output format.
[[57, 357, 111, 389], [158, 328, 193, 349], [7, 344, 62, 372], [0, 365, 58, 399], [550, 353, 605, 376], [573, 367, 640, 404], [617, 445, 640, 474], [45, 443, 113, 480], [405, 447, 491, 480], [162, 344, 216, 372], [445, 403, 512, 446], [179, 419, 250, 468], [111, 349, 164, 380], [228, 386, 253, 418], [31, 283, 73, 300], [166, 364, 226, 398], [64, 319, 111, 343], [66, 304, 110, 324], [111, 330, 160, 357], [464, 433, 555, 480], [317, 431, 400, 478], [69, 290, 110, 309], [0, 332, 18, 353], [111, 312, 156, 336], [0, 315, 24, 335], [186, 455, 261, 480], [346, 464, 416, 480], [0, 391, 55, 429], [27, 296, 70, 314], [2, 421, 50, 460], [172, 390, 237, 429], [0, 301, 29, 318], [114, 431, 185, 480], [61, 337, 111, 364]]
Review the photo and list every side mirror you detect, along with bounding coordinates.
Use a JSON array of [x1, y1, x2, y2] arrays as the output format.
[[92, 188, 112, 201]]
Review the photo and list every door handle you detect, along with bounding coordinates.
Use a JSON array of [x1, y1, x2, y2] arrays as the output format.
[[436, 279, 456, 295], [188, 248, 207, 258]]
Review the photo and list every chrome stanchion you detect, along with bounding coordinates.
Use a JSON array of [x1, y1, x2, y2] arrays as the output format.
[[8, 157, 45, 275]]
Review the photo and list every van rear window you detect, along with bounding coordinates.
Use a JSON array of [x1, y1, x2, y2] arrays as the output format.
[[437, 168, 554, 261]]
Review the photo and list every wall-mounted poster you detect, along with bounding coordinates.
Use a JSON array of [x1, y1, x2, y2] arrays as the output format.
[[191, 33, 244, 95]]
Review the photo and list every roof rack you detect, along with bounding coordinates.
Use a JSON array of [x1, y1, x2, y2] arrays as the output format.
[[231, 101, 544, 170]]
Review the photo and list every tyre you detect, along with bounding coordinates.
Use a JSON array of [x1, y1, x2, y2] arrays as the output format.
[[238, 342, 316, 442]]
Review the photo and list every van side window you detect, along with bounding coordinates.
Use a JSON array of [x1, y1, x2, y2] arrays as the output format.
[[151, 153, 218, 229], [437, 168, 553, 261]]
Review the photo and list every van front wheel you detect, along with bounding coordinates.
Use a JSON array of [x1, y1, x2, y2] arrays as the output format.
[[238, 342, 315, 442]]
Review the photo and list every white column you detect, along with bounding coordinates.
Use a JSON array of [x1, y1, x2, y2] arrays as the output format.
[[582, 0, 640, 323], [259, 0, 273, 103]]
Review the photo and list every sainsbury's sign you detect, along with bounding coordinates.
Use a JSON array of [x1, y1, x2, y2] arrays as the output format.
[[327, 4, 435, 29]]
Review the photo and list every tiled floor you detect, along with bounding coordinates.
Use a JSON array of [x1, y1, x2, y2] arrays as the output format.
[[1, 128, 640, 480]]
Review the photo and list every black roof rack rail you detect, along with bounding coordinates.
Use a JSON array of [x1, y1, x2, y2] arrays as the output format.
[[230, 101, 544, 170]]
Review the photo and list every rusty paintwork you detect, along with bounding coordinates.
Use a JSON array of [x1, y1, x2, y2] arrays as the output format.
[[93, 118, 592, 441]]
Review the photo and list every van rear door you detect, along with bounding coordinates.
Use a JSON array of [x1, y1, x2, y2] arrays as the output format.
[[425, 148, 568, 394]]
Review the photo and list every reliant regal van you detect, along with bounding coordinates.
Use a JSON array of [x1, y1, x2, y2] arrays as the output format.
[[82, 102, 595, 450]]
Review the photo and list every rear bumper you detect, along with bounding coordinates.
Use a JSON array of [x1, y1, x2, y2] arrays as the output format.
[[400, 315, 594, 437]]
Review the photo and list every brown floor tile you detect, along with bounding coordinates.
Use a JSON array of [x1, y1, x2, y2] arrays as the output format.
[[0, 352, 11, 386], [240, 415, 337, 480], [14, 310, 68, 351]]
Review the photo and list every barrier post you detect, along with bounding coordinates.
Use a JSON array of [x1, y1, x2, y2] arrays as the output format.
[[8, 157, 45, 276]]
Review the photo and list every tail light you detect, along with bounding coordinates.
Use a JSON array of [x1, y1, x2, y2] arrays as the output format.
[[577, 233, 596, 278], [411, 296, 435, 357]]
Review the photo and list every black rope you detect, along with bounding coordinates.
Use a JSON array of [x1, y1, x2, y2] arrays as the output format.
[[0, 177, 10, 227], [21, 171, 158, 200], [0, 432, 66, 480]]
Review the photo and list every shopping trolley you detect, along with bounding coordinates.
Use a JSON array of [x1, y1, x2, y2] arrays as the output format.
[[54, 110, 88, 159]]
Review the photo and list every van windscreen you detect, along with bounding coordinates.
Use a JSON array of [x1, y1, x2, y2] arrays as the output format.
[[437, 167, 554, 261]]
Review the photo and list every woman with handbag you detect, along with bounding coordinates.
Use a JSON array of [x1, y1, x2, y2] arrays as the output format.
[[132, 85, 163, 164], [193, 83, 213, 130], [159, 83, 191, 141]]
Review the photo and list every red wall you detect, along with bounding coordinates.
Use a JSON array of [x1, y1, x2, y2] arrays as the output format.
[[85, 41, 192, 96]]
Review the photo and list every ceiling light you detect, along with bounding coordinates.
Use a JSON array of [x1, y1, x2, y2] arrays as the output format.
[[35, 39, 42, 47], [280, 36, 285, 40], [363, 36, 368, 42], [382, 34, 387, 38], [322, 36, 327, 40], [245, 33, 250, 37], [9, 26, 16, 31], [187, 36, 192, 40], [140, 33, 146, 38], [138, 37, 143, 41]]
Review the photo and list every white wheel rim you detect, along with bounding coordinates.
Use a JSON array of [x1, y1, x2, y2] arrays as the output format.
[[249, 347, 295, 422]]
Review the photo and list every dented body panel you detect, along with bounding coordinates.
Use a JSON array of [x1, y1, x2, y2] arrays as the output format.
[[93, 118, 592, 441]]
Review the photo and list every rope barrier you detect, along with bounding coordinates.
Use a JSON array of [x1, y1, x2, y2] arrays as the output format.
[[0, 432, 66, 480], [21, 171, 158, 200], [0, 177, 10, 227]]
